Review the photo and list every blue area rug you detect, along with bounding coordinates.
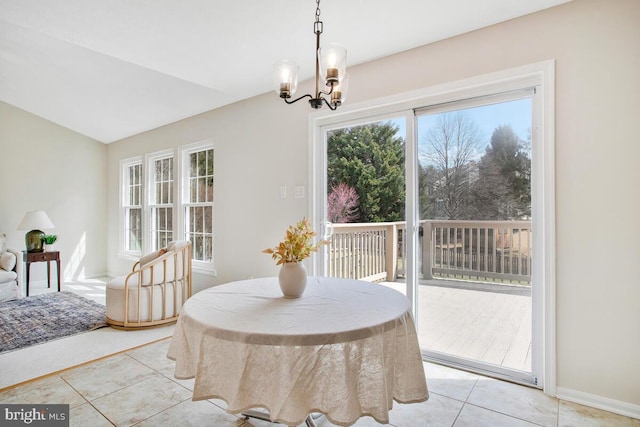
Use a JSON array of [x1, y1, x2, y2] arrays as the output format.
[[0, 291, 108, 354]]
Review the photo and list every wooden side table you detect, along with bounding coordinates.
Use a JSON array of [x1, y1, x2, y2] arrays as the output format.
[[22, 251, 61, 297]]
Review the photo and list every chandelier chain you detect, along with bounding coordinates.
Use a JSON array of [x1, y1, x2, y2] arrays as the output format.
[[315, 0, 321, 22]]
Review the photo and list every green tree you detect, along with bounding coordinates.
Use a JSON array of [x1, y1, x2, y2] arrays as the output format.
[[474, 125, 531, 219], [327, 122, 405, 222], [418, 163, 439, 219]]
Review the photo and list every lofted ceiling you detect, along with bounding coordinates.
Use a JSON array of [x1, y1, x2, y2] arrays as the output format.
[[0, 0, 571, 143]]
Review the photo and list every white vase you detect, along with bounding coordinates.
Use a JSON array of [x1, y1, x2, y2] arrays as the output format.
[[44, 243, 55, 252], [278, 262, 307, 298]]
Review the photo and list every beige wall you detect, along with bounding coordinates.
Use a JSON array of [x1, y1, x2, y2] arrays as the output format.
[[0, 101, 107, 283], [106, 0, 639, 411]]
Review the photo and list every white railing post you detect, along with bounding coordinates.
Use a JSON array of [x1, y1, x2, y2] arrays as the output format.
[[385, 224, 398, 281], [421, 221, 433, 280]]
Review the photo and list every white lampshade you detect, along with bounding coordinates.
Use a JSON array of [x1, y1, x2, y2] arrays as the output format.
[[273, 60, 299, 98], [17, 211, 55, 230], [319, 43, 347, 85]]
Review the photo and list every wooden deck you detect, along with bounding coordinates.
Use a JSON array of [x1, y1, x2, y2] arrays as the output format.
[[381, 279, 532, 373]]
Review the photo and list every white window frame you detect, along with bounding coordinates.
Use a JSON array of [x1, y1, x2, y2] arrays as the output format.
[[310, 60, 555, 395], [119, 144, 217, 275], [146, 149, 175, 252], [119, 156, 143, 257], [179, 140, 216, 275]]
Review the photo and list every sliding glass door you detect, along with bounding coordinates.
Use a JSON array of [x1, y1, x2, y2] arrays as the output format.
[[312, 78, 546, 387], [414, 93, 537, 384]]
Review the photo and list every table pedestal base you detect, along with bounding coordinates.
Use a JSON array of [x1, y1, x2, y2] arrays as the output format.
[[242, 410, 322, 427]]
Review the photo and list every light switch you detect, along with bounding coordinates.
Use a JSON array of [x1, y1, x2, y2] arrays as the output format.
[[280, 186, 287, 198], [294, 186, 305, 199]]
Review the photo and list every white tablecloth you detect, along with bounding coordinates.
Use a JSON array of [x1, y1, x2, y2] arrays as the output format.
[[167, 277, 428, 426]]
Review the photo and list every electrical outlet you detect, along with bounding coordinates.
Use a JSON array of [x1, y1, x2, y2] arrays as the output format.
[[294, 186, 305, 199], [280, 186, 287, 198]]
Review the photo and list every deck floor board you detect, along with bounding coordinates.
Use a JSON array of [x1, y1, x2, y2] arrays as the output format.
[[381, 279, 532, 373]]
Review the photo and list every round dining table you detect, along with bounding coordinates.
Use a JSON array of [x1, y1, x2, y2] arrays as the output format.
[[167, 276, 428, 426]]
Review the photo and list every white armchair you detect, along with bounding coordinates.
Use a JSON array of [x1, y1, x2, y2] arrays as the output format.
[[106, 241, 192, 329], [0, 234, 22, 301]]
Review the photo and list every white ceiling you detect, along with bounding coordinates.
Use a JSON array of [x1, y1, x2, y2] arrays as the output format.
[[0, 0, 571, 143]]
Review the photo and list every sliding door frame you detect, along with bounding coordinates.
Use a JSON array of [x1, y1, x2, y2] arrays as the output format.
[[309, 60, 556, 395]]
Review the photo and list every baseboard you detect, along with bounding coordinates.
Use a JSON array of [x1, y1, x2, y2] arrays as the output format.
[[556, 386, 640, 420]]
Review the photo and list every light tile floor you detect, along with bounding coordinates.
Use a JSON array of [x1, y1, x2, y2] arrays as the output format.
[[1, 339, 638, 427]]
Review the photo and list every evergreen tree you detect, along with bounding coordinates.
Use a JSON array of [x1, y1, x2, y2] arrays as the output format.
[[327, 123, 405, 222], [474, 125, 531, 219]]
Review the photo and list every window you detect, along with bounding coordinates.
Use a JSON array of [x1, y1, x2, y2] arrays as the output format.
[[121, 158, 143, 253], [119, 142, 215, 273], [182, 145, 214, 264], [149, 153, 174, 251]]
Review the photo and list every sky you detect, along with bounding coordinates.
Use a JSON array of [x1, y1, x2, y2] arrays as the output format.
[[390, 97, 532, 164]]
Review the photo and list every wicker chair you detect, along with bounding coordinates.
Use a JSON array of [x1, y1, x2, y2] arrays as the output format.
[[106, 241, 192, 329]]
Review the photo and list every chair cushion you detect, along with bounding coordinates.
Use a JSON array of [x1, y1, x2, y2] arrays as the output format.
[[137, 241, 189, 286], [0, 280, 17, 302], [167, 240, 189, 252], [139, 248, 167, 267], [0, 269, 17, 282], [0, 233, 6, 254], [106, 275, 185, 322], [0, 251, 17, 272]]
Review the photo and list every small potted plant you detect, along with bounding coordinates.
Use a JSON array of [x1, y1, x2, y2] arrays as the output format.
[[263, 217, 329, 298], [42, 235, 58, 252]]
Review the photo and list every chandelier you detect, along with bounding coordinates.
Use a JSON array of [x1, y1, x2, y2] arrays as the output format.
[[274, 0, 348, 110]]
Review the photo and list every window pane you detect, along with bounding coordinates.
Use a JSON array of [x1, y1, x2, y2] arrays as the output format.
[[155, 182, 162, 204], [167, 210, 173, 229], [158, 208, 166, 229], [190, 153, 197, 177], [195, 207, 204, 233], [205, 176, 214, 202], [203, 235, 212, 262], [135, 164, 140, 184], [185, 147, 214, 264], [127, 208, 142, 251], [197, 178, 206, 203], [161, 158, 169, 181], [151, 207, 173, 251], [204, 206, 212, 233], [195, 235, 203, 260], [190, 177, 197, 203], [197, 151, 205, 176]]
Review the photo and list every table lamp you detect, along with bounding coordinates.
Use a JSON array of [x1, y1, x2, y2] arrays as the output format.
[[17, 210, 55, 253]]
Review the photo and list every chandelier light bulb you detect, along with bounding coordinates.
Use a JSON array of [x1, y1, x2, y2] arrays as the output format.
[[273, 60, 299, 98], [320, 43, 346, 86]]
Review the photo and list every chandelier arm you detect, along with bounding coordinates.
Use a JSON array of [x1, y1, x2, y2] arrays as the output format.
[[321, 96, 337, 111], [284, 93, 313, 105], [318, 84, 335, 97]]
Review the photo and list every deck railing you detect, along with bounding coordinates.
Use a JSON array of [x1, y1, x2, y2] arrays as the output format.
[[329, 220, 532, 284], [327, 222, 398, 282]]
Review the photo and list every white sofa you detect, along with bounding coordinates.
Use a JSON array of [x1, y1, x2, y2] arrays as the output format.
[[106, 240, 192, 329], [0, 234, 23, 302]]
